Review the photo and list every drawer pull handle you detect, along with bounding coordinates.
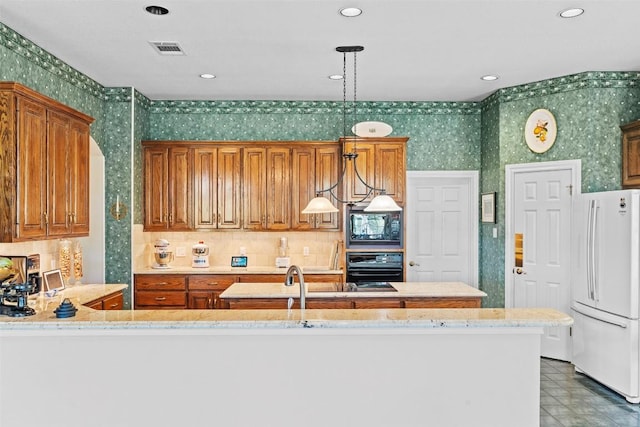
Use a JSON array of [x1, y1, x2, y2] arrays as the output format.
[[156, 282, 169, 286], [155, 297, 167, 301], [109, 303, 119, 308], [207, 282, 218, 286]]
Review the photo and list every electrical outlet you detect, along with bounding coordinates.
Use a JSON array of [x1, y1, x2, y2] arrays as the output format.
[[239, 246, 247, 255], [175, 246, 186, 257], [303, 246, 310, 256]]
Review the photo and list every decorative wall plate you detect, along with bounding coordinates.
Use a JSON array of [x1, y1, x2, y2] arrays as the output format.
[[524, 109, 557, 153], [352, 121, 393, 137]]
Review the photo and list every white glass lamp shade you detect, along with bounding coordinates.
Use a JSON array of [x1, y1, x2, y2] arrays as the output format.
[[364, 195, 402, 212], [301, 196, 339, 214]]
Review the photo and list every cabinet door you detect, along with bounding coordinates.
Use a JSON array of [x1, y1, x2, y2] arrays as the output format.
[[315, 146, 341, 229], [16, 96, 47, 240], [47, 110, 71, 237], [193, 147, 217, 229], [217, 147, 242, 229], [243, 147, 266, 230], [188, 291, 216, 309], [344, 141, 375, 203], [291, 147, 315, 230], [168, 147, 192, 230], [266, 147, 290, 229], [68, 119, 90, 235], [375, 143, 405, 204], [144, 147, 168, 230]]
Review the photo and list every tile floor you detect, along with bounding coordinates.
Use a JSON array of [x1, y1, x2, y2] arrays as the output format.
[[541, 358, 640, 426]]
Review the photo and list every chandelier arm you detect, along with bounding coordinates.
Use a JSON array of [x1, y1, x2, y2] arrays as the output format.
[[327, 187, 375, 205], [313, 154, 350, 196], [353, 162, 386, 194]]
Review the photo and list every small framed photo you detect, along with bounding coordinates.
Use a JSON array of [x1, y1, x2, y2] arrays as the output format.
[[481, 192, 496, 223], [43, 269, 65, 296]]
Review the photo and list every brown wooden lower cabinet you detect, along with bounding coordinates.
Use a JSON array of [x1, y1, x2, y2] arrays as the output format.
[[134, 274, 187, 309], [224, 296, 482, 310], [84, 291, 124, 310], [134, 273, 344, 310]]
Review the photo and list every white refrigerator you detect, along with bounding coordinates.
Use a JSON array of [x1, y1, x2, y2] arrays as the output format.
[[571, 189, 640, 403]]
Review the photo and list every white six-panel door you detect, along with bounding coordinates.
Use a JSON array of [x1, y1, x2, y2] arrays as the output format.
[[406, 172, 478, 287], [506, 161, 579, 361]]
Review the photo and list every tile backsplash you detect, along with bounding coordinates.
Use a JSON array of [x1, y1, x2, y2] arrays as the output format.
[[132, 225, 343, 270]]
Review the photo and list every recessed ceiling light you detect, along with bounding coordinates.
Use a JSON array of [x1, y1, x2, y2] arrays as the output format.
[[328, 74, 344, 80], [200, 74, 216, 79], [340, 7, 363, 17], [559, 8, 584, 18], [481, 75, 499, 81]]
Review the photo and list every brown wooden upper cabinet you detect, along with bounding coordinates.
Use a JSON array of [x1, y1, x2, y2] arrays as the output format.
[[341, 137, 407, 205], [0, 82, 94, 242], [193, 146, 242, 229], [291, 144, 341, 230], [622, 120, 640, 189], [143, 145, 192, 231], [143, 139, 408, 232], [243, 146, 291, 230]]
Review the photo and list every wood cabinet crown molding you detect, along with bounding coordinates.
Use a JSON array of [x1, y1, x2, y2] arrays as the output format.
[[0, 81, 94, 242]]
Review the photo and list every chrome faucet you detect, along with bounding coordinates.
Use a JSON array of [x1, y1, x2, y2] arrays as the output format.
[[284, 265, 305, 310]]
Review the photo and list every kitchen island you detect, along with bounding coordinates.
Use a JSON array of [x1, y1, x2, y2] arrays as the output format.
[[0, 299, 571, 427], [220, 281, 487, 309]]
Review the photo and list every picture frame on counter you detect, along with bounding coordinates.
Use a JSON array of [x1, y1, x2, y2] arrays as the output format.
[[481, 192, 496, 223], [43, 269, 65, 296]]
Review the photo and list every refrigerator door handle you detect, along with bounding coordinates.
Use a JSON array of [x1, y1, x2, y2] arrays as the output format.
[[571, 305, 628, 329], [591, 200, 600, 301], [587, 199, 599, 301]]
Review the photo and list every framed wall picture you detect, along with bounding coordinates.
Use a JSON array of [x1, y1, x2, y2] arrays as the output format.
[[481, 192, 496, 223], [525, 108, 557, 153]]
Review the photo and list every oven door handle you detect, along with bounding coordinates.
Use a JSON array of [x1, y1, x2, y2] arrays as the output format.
[[348, 271, 403, 277]]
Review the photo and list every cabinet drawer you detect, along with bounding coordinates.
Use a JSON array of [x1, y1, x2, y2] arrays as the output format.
[[135, 291, 187, 307], [188, 275, 235, 291], [135, 274, 186, 290], [103, 292, 124, 310]]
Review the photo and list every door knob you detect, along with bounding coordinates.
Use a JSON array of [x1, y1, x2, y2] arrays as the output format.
[[409, 261, 420, 267], [513, 267, 526, 275]]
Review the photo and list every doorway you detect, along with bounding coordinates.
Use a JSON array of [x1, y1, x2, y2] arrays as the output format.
[[405, 171, 478, 286], [505, 160, 580, 361]]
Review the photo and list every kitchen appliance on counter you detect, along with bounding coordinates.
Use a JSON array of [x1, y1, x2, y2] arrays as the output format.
[[275, 237, 290, 268], [347, 206, 402, 249], [191, 241, 210, 268], [0, 255, 38, 317], [346, 252, 403, 286], [571, 189, 640, 403], [0, 254, 41, 294], [152, 239, 174, 269]]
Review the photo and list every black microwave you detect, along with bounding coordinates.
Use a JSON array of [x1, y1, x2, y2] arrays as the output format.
[[346, 207, 403, 248]]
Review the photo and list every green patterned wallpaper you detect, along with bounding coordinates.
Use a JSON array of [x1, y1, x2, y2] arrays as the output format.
[[3, 19, 640, 310]]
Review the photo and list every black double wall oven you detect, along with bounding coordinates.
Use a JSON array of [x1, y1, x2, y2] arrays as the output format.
[[346, 206, 404, 288]]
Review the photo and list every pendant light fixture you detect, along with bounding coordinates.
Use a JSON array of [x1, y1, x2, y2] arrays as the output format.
[[302, 46, 402, 215]]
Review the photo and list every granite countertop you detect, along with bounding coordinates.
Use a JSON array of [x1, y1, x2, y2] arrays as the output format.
[[29, 283, 127, 306], [134, 266, 343, 275], [0, 305, 572, 331], [219, 281, 488, 299]]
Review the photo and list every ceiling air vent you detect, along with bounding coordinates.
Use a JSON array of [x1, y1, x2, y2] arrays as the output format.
[[149, 41, 185, 56]]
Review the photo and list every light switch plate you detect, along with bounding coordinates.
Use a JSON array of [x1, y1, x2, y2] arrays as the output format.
[[493, 227, 498, 238], [303, 247, 309, 256]]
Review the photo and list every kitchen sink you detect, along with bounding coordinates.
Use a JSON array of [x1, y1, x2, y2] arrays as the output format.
[[305, 282, 397, 293]]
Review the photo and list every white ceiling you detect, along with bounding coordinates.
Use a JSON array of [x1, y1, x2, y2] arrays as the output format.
[[1, 0, 639, 102]]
